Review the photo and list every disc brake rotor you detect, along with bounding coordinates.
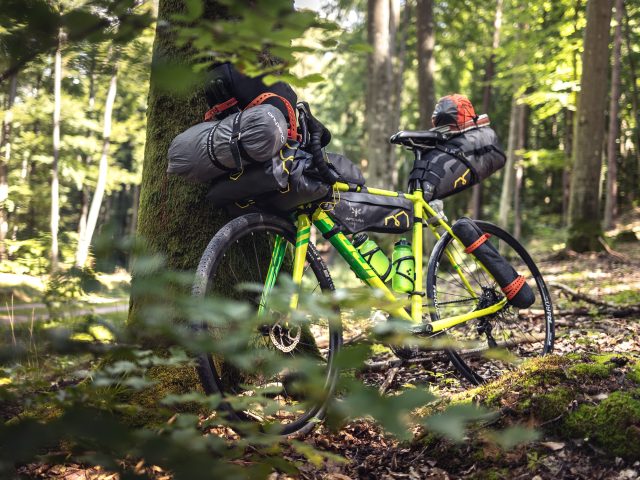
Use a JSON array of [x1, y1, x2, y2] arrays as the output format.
[[269, 321, 301, 353]]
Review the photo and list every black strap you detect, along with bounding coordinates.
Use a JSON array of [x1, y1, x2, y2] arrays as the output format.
[[322, 225, 342, 239], [207, 122, 236, 172], [435, 144, 479, 181], [228, 111, 245, 173]]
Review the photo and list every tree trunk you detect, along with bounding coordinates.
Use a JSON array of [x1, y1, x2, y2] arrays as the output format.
[[76, 49, 97, 263], [416, 0, 436, 130], [562, 109, 573, 226], [0, 73, 17, 261], [603, 0, 623, 230], [129, 0, 233, 333], [389, 0, 410, 189], [567, 0, 613, 252], [498, 96, 522, 230], [513, 104, 527, 240], [75, 67, 118, 268], [366, 0, 394, 188], [471, 0, 503, 219], [623, 6, 640, 205], [51, 30, 64, 272]]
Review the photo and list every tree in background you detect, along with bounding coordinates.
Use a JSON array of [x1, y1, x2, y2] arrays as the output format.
[[366, 0, 394, 188], [0, 75, 18, 261], [51, 28, 64, 272], [416, 0, 436, 129], [603, 0, 624, 230], [568, 0, 614, 252]]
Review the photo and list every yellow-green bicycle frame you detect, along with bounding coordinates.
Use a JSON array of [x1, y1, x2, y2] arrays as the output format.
[[262, 182, 506, 334]]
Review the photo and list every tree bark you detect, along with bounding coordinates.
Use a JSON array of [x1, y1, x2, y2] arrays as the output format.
[[498, 96, 522, 231], [366, 0, 394, 188], [567, 0, 613, 252], [603, 0, 623, 230], [0, 74, 17, 261], [129, 0, 233, 334], [416, 0, 436, 130], [389, 0, 410, 189], [471, 0, 503, 219], [51, 29, 64, 272], [75, 66, 118, 268], [623, 6, 640, 205]]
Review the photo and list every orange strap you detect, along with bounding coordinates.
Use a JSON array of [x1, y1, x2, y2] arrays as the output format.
[[502, 275, 526, 300], [204, 97, 239, 122], [464, 233, 491, 254], [245, 92, 297, 140]]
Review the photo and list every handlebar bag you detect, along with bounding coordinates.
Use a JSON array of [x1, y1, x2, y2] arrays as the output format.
[[327, 191, 413, 234], [452, 217, 535, 309], [167, 104, 287, 184], [409, 126, 506, 201]]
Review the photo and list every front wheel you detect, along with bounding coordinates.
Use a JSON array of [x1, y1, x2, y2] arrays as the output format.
[[192, 213, 342, 436], [426, 221, 554, 385]]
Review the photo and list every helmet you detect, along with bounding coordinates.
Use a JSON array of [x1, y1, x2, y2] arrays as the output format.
[[432, 94, 478, 129]]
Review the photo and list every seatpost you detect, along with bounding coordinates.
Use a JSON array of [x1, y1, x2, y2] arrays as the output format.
[[408, 148, 422, 193]]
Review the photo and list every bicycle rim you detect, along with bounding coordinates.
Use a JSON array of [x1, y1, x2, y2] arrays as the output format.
[[426, 220, 554, 384], [193, 214, 341, 435]]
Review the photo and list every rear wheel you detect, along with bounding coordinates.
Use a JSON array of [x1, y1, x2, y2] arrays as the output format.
[[192, 213, 341, 436], [426, 221, 554, 384]]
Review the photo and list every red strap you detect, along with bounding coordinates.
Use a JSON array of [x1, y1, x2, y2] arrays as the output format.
[[502, 275, 526, 300], [464, 233, 491, 254], [245, 92, 297, 140], [204, 97, 239, 122]]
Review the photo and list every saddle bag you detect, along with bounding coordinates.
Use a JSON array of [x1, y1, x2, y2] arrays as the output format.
[[328, 192, 413, 235], [410, 126, 506, 201], [167, 104, 288, 184], [451, 217, 535, 309]]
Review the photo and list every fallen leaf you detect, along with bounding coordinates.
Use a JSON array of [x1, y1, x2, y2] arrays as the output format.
[[541, 441, 565, 451]]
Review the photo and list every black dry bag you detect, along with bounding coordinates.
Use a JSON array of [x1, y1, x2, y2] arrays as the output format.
[[451, 217, 535, 309]]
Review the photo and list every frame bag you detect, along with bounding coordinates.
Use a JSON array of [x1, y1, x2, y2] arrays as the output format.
[[452, 217, 535, 309], [328, 192, 413, 234], [167, 104, 287, 184]]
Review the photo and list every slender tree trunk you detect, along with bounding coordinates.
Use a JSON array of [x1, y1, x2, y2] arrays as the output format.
[[75, 67, 118, 268], [0, 74, 17, 261], [498, 96, 522, 230], [562, 109, 573, 226], [51, 30, 64, 272], [416, 0, 436, 130], [567, 0, 613, 252], [603, 0, 623, 230], [471, 0, 504, 219], [513, 104, 527, 239], [389, 0, 410, 189], [366, 0, 394, 187], [76, 50, 97, 260], [623, 6, 640, 204]]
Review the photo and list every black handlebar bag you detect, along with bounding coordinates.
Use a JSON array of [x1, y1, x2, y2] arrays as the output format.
[[327, 192, 413, 234]]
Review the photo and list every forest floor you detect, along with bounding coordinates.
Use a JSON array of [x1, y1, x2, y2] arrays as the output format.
[[7, 226, 640, 479]]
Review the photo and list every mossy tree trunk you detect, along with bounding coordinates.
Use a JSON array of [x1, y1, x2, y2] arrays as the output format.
[[130, 0, 230, 332], [567, 0, 613, 252]]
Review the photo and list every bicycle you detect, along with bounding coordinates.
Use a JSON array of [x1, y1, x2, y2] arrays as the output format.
[[191, 129, 555, 437]]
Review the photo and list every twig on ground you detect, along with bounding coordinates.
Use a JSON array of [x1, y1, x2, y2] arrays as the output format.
[[378, 366, 400, 395], [549, 282, 618, 309], [598, 236, 630, 262]]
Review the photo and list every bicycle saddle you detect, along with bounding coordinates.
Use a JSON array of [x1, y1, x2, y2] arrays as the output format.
[[389, 130, 445, 148]]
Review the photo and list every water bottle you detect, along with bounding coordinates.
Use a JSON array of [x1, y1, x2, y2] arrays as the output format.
[[352, 233, 394, 282], [392, 239, 415, 293]]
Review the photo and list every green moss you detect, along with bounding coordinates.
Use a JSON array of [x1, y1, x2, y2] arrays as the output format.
[[564, 391, 640, 459], [532, 386, 574, 422], [567, 362, 613, 380], [125, 364, 204, 427], [628, 363, 640, 384]]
